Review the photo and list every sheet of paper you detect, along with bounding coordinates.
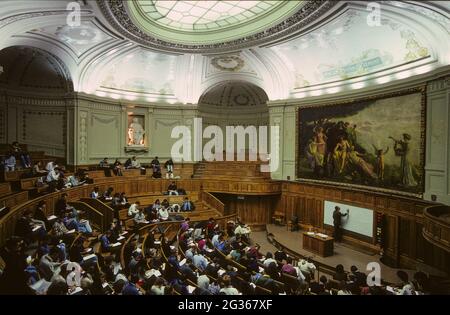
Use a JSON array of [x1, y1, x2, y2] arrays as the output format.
[[187, 285, 196, 294]]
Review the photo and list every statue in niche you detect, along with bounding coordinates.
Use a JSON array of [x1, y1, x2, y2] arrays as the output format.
[[128, 117, 145, 146]]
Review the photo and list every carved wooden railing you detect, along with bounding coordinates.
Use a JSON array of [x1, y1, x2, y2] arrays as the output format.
[[68, 201, 105, 232], [201, 191, 225, 215], [423, 205, 450, 252], [80, 198, 115, 232]]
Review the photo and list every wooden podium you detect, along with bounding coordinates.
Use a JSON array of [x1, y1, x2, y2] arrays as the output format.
[[302, 232, 334, 257]]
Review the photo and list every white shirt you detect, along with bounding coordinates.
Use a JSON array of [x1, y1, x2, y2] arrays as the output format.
[[46, 170, 59, 182], [220, 287, 239, 295], [128, 203, 140, 217], [131, 160, 141, 168], [46, 162, 55, 172], [263, 258, 277, 268], [211, 234, 220, 247], [234, 225, 251, 236], [158, 208, 169, 220], [91, 191, 99, 199]]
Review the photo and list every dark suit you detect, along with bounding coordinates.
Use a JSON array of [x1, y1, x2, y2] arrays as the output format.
[[333, 209, 348, 242]]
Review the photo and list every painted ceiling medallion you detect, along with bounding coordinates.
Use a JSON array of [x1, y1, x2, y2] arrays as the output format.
[[97, 0, 338, 54], [211, 56, 244, 72]]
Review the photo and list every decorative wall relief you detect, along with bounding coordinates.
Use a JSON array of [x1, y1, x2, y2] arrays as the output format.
[[22, 110, 66, 146], [211, 55, 245, 72], [127, 114, 145, 146], [79, 111, 88, 162], [125, 114, 148, 153]]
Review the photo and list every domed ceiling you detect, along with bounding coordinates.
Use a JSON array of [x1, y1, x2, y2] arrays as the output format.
[[0, 0, 448, 102], [97, 0, 338, 53]]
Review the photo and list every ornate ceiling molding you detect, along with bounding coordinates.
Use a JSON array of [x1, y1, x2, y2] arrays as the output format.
[[97, 0, 339, 54]]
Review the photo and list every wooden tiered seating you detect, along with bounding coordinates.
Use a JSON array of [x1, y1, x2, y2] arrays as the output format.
[[0, 183, 11, 197], [193, 160, 271, 181]]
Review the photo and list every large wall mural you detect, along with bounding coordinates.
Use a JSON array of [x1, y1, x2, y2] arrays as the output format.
[[297, 88, 426, 196]]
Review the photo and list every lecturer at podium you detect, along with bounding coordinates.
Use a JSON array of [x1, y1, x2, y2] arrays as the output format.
[[333, 206, 349, 242]]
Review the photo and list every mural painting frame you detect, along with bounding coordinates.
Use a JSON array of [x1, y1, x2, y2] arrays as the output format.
[[295, 86, 427, 198]]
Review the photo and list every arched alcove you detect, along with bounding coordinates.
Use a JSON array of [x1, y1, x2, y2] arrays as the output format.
[[197, 81, 270, 159], [0, 45, 74, 159]]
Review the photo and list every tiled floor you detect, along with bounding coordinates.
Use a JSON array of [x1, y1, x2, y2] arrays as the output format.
[[251, 224, 444, 284]]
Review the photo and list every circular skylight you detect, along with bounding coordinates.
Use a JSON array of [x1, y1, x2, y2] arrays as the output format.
[[142, 1, 281, 31], [126, 0, 304, 44]]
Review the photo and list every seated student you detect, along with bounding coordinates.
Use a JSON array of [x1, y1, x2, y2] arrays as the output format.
[[100, 230, 113, 252], [39, 247, 61, 281], [274, 249, 288, 262], [99, 157, 111, 177], [396, 270, 415, 295], [161, 199, 170, 209], [111, 193, 121, 208], [128, 201, 141, 217], [67, 173, 85, 188], [333, 264, 348, 282], [103, 187, 114, 201], [234, 223, 251, 241], [193, 252, 208, 272], [45, 161, 56, 172], [32, 161, 47, 176], [119, 192, 129, 207], [167, 181, 178, 195], [122, 275, 141, 295], [151, 156, 161, 173], [350, 265, 367, 287], [109, 218, 123, 242], [310, 275, 328, 294], [219, 275, 239, 295], [15, 210, 45, 242], [3, 152, 16, 171], [145, 205, 158, 222], [54, 193, 77, 218], [112, 159, 123, 176], [90, 186, 100, 199], [263, 252, 277, 267], [46, 167, 62, 192], [164, 158, 174, 179], [52, 215, 70, 238], [34, 200, 50, 231], [298, 258, 316, 278], [134, 208, 148, 225], [281, 257, 297, 276], [158, 207, 170, 221], [181, 197, 194, 212], [125, 156, 141, 169], [64, 211, 93, 234], [11, 141, 31, 168]]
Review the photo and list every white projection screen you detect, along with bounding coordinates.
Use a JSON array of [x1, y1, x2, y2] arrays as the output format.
[[324, 201, 374, 238]]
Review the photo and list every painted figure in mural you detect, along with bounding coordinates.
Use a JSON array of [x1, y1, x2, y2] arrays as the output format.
[[390, 133, 417, 187], [332, 136, 352, 174], [128, 117, 145, 146], [372, 145, 389, 181], [346, 146, 377, 180], [305, 126, 328, 175]]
